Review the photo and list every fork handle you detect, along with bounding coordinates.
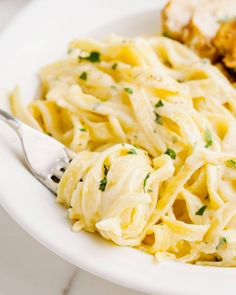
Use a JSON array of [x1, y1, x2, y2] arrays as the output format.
[[0, 109, 21, 133]]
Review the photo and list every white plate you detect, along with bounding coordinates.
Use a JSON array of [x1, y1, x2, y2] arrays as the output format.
[[0, 1, 235, 294]]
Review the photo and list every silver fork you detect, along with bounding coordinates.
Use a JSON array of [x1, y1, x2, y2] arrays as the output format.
[[0, 109, 73, 193]]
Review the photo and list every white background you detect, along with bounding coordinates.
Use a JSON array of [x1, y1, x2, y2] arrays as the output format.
[[0, 1, 146, 294]]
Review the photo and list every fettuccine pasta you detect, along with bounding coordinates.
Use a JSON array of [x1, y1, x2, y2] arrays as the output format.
[[11, 35, 236, 266]]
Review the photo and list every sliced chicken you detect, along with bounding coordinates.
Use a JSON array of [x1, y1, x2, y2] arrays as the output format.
[[192, 0, 236, 38], [162, 0, 236, 61], [214, 20, 236, 70], [162, 0, 236, 82], [162, 0, 196, 41]]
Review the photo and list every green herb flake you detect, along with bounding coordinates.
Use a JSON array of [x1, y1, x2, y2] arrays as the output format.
[[216, 237, 227, 249], [79, 128, 87, 132], [195, 205, 207, 216], [205, 128, 213, 148], [164, 148, 176, 160], [104, 165, 109, 176], [155, 100, 164, 108], [226, 159, 236, 169], [111, 85, 116, 90], [124, 87, 133, 94], [154, 111, 163, 125], [128, 148, 137, 155], [143, 172, 151, 192], [79, 71, 87, 80], [80, 51, 101, 63], [99, 165, 110, 192], [99, 177, 107, 192], [112, 63, 118, 70]]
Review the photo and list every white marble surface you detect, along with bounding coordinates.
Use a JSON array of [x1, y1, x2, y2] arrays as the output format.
[[0, 1, 147, 294], [0, 205, 145, 295]]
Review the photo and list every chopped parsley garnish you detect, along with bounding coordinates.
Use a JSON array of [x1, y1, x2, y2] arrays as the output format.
[[79, 71, 87, 80], [164, 148, 176, 160], [112, 63, 118, 70], [205, 128, 213, 148], [79, 51, 101, 63], [154, 111, 163, 125], [195, 205, 207, 216], [226, 159, 236, 169], [155, 100, 164, 108], [79, 128, 87, 132], [99, 177, 107, 192], [143, 172, 151, 192], [128, 148, 137, 155], [99, 165, 110, 192], [124, 87, 133, 94], [111, 85, 116, 90], [216, 237, 227, 249], [104, 165, 109, 176]]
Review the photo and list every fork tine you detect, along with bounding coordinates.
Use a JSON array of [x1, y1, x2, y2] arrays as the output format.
[[45, 176, 59, 193], [0, 109, 74, 194], [53, 169, 64, 179]]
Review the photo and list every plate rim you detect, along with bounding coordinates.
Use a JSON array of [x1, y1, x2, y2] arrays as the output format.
[[0, 1, 236, 295]]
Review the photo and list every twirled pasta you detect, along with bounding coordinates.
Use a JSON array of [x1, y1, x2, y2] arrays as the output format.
[[11, 35, 236, 266]]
